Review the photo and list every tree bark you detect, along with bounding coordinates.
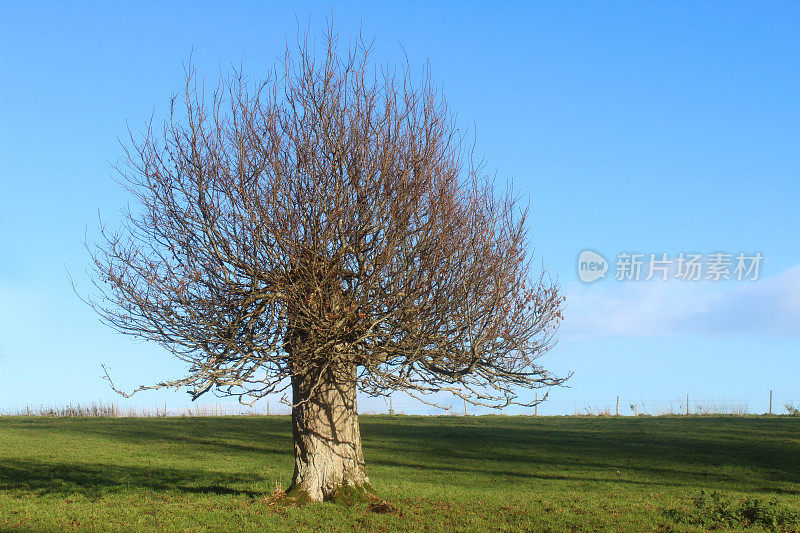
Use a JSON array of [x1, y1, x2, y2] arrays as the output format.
[[289, 360, 369, 502]]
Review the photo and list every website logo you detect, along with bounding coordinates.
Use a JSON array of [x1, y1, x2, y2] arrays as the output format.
[[578, 250, 608, 283]]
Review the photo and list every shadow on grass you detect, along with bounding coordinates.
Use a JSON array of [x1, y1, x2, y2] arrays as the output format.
[[1, 415, 797, 498], [368, 456, 800, 495], [0, 416, 293, 456], [360, 416, 800, 488], [0, 459, 264, 498]]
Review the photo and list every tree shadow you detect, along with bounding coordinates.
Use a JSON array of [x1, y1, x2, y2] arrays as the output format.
[[359, 416, 800, 490], [0, 459, 263, 498], [1, 415, 797, 498], [0, 417, 292, 456]]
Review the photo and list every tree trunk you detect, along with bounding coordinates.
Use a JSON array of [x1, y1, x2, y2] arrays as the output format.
[[289, 361, 369, 502]]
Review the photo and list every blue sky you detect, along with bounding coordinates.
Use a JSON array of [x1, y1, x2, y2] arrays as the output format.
[[1, 1, 798, 415]]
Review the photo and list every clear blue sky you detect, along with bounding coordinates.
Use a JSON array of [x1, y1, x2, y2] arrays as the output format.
[[1, 1, 798, 415]]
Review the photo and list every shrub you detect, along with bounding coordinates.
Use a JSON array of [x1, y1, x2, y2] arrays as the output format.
[[665, 490, 800, 530]]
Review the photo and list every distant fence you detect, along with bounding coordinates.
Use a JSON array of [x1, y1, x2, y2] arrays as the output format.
[[1, 391, 797, 418], [367, 392, 798, 417], [1, 402, 288, 418]]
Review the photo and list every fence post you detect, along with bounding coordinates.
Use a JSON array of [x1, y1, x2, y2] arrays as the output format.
[[534, 392, 538, 417], [616, 396, 619, 416], [464, 398, 468, 417], [686, 394, 689, 416], [769, 390, 773, 415], [267, 401, 270, 416], [389, 396, 393, 416], [634, 404, 638, 417]]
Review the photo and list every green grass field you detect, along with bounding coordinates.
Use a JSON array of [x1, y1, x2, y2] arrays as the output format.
[[1, 415, 798, 531]]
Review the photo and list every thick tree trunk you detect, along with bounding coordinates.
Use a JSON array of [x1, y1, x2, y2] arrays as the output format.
[[289, 361, 369, 502]]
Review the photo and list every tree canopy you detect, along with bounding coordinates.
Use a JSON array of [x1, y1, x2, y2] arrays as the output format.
[[85, 31, 566, 413]]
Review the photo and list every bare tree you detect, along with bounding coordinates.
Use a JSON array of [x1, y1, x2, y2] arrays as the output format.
[[84, 29, 568, 501]]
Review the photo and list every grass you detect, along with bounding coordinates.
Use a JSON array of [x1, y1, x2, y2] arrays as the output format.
[[0, 415, 798, 531]]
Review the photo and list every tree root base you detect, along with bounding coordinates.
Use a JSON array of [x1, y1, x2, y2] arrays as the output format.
[[268, 483, 401, 516], [283, 482, 375, 504]]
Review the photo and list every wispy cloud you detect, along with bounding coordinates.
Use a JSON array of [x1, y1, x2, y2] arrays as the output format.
[[561, 265, 800, 342]]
